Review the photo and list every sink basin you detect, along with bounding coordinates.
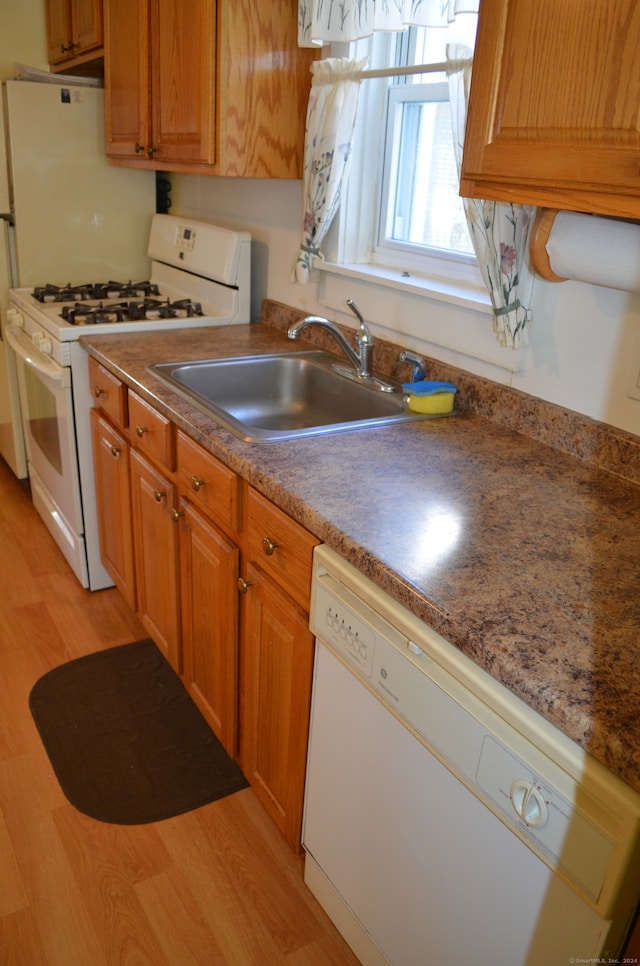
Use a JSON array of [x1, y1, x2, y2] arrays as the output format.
[[147, 351, 439, 441]]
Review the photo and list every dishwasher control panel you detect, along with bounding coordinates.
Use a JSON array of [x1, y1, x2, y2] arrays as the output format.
[[310, 556, 629, 913], [320, 600, 375, 676]]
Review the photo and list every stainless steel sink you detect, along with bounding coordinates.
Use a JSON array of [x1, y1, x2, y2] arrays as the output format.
[[147, 351, 439, 441]]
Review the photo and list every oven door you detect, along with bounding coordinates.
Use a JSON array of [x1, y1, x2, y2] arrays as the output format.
[[4, 324, 87, 582]]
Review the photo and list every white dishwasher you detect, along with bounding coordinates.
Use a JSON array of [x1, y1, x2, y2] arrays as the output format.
[[302, 546, 640, 966]]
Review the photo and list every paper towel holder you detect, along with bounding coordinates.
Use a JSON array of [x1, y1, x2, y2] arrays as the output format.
[[529, 209, 568, 283]]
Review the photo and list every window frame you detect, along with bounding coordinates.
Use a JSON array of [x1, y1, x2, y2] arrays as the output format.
[[324, 27, 486, 296], [376, 81, 476, 262]]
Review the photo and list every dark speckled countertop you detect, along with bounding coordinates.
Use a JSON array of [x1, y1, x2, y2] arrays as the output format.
[[80, 303, 640, 795]]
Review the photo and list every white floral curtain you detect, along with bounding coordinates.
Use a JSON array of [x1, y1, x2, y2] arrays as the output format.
[[447, 44, 535, 348], [292, 57, 367, 284], [299, 0, 479, 47]]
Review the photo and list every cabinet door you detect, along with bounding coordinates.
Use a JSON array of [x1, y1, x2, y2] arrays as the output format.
[[460, 0, 640, 219], [90, 409, 136, 611], [149, 0, 216, 164], [71, 0, 103, 52], [104, 0, 152, 159], [46, 0, 73, 64], [130, 449, 181, 671], [180, 500, 239, 757], [241, 563, 315, 850], [216, 0, 317, 177]]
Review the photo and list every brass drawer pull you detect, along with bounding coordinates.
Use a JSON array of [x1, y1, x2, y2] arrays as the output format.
[[262, 536, 280, 556], [136, 425, 149, 437], [171, 507, 184, 522], [109, 444, 121, 458], [190, 476, 206, 492], [237, 577, 254, 594], [94, 386, 106, 397], [153, 488, 165, 503]]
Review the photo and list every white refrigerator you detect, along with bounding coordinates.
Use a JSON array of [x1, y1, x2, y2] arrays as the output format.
[[0, 77, 157, 478]]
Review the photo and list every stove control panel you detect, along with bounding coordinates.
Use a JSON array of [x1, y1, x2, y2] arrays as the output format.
[[174, 224, 197, 253]]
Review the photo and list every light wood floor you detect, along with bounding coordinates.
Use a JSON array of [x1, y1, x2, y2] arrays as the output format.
[[0, 459, 360, 966]]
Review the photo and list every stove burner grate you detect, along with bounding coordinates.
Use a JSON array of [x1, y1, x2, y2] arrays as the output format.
[[60, 297, 205, 325], [34, 283, 97, 303], [96, 281, 161, 300], [33, 280, 161, 303]]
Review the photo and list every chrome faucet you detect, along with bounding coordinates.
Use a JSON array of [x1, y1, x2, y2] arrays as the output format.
[[288, 300, 395, 391]]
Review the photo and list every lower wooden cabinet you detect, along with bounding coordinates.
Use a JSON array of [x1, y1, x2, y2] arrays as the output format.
[[130, 448, 181, 672], [91, 386, 320, 850], [90, 408, 136, 610], [179, 499, 239, 758], [240, 561, 315, 849], [239, 486, 320, 850]]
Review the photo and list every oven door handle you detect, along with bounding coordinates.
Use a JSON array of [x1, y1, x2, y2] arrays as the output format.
[[4, 325, 69, 385]]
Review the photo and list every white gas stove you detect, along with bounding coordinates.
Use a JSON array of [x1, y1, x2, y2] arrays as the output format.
[[8, 214, 251, 364], [5, 214, 251, 591]]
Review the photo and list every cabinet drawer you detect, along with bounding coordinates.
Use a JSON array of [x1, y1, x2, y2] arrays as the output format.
[[177, 432, 241, 536], [129, 391, 175, 471], [89, 356, 127, 429], [246, 488, 319, 610]]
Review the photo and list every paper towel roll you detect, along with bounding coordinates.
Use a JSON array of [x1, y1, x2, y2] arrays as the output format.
[[530, 210, 640, 292]]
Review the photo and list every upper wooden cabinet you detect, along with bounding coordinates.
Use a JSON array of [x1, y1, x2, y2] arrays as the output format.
[[104, 0, 317, 177], [459, 0, 640, 219], [46, 0, 104, 72]]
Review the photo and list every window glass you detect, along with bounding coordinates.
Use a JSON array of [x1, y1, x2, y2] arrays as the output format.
[[337, 17, 478, 280], [380, 83, 474, 257]]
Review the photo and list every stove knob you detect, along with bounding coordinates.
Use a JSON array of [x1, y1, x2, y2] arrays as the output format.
[[7, 307, 24, 328]]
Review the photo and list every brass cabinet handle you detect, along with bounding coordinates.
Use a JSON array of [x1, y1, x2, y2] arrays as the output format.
[[237, 577, 254, 594], [109, 444, 121, 458], [146, 145, 156, 158], [190, 476, 206, 492], [171, 507, 184, 522], [136, 425, 149, 437], [262, 536, 280, 556], [153, 488, 165, 503], [135, 142, 146, 154], [94, 386, 106, 397]]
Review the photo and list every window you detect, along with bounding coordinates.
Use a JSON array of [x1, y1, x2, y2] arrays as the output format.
[[379, 82, 474, 258], [329, 17, 480, 290]]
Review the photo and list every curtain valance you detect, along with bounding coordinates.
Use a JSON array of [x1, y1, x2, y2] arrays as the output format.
[[298, 0, 479, 47]]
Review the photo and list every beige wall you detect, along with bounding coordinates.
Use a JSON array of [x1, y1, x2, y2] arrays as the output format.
[[0, 2, 48, 81], [169, 172, 640, 436]]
